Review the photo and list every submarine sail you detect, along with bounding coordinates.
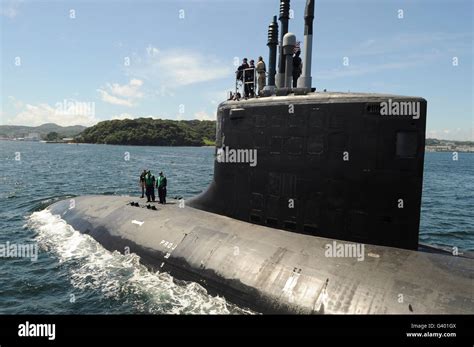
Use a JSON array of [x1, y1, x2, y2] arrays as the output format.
[[189, 0, 426, 251]]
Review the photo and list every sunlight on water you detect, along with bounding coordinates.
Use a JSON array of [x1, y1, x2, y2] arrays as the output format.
[[29, 209, 255, 315], [1, 142, 472, 314]]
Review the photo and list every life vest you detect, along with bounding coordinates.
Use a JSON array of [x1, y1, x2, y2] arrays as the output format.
[[145, 174, 154, 186], [157, 176, 167, 188]]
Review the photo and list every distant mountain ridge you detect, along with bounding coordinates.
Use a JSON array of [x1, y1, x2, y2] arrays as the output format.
[[1, 123, 471, 148], [425, 138, 473, 146], [0, 123, 87, 138]]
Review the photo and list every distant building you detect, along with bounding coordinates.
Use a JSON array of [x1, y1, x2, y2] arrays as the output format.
[[62, 137, 74, 143], [426, 145, 451, 152], [25, 132, 40, 141]]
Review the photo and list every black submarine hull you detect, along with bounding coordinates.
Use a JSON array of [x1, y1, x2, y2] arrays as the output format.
[[48, 195, 473, 314], [189, 93, 427, 251]]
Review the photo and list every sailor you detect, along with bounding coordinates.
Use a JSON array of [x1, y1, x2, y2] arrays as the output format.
[[247, 60, 256, 98], [256, 56, 266, 95], [144, 170, 156, 202], [292, 50, 302, 88], [156, 172, 167, 204], [139, 169, 147, 198], [236, 58, 249, 81], [233, 92, 241, 101], [236, 58, 249, 97]]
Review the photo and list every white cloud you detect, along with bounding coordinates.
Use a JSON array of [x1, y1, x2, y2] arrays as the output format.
[[97, 89, 133, 107], [427, 128, 473, 141], [5, 100, 99, 127], [126, 45, 232, 88], [160, 55, 229, 86], [0, 0, 21, 18], [97, 79, 144, 107], [107, 79, 143, 98], [194, 111, 216, 121]]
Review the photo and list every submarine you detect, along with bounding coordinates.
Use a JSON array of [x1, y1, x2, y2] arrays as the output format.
[[48, 0, 473, 314]]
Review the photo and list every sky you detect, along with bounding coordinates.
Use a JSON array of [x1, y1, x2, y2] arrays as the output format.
[[0, 0, 472, 140]]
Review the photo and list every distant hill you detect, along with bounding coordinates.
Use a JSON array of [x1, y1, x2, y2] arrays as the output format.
[[76, 118, 216, 146], [425, 138, 474, 152], [0, 123, 87, 139], [3, 123, 469, 148], [425, 138, 473, 146]]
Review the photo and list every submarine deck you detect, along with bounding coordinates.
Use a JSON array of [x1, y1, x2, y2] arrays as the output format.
[[48, 195, 473, 314], [222, 91, 426, 107]]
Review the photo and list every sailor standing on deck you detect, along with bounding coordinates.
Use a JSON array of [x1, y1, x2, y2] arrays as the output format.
[[256, 56, 266, 95], [247, 60, 256, 98], [292, 50, 302, 88], [139, 169, 147, 198], [157, 172, 167, 204], [236, 58, 250, 97], [144, 170, 156, 202]]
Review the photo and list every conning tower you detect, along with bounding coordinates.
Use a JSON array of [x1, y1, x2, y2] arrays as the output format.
[[189, 0, 427, 250]]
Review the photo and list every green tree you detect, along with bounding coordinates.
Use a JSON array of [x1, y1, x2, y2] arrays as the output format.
[[45, 132, 60, 141], [77, 118, 216, 146]]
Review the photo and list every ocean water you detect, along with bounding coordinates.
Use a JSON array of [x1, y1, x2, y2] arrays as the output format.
[[0, 142, 472, 314]]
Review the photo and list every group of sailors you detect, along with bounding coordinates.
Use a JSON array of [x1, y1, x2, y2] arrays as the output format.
[[139, 170, 167, 204], [234, 57, 265, 98], [232, 49, 302, 100]]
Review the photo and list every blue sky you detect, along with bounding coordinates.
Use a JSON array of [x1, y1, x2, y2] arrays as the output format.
[[1, 0, 472, 140]]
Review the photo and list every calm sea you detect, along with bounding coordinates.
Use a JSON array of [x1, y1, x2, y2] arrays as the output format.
[[0, 142, 472, 313]]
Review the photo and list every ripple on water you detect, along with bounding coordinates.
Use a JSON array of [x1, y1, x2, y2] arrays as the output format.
[[28, 209, 255, 315], [1, 144, 472, 314]]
